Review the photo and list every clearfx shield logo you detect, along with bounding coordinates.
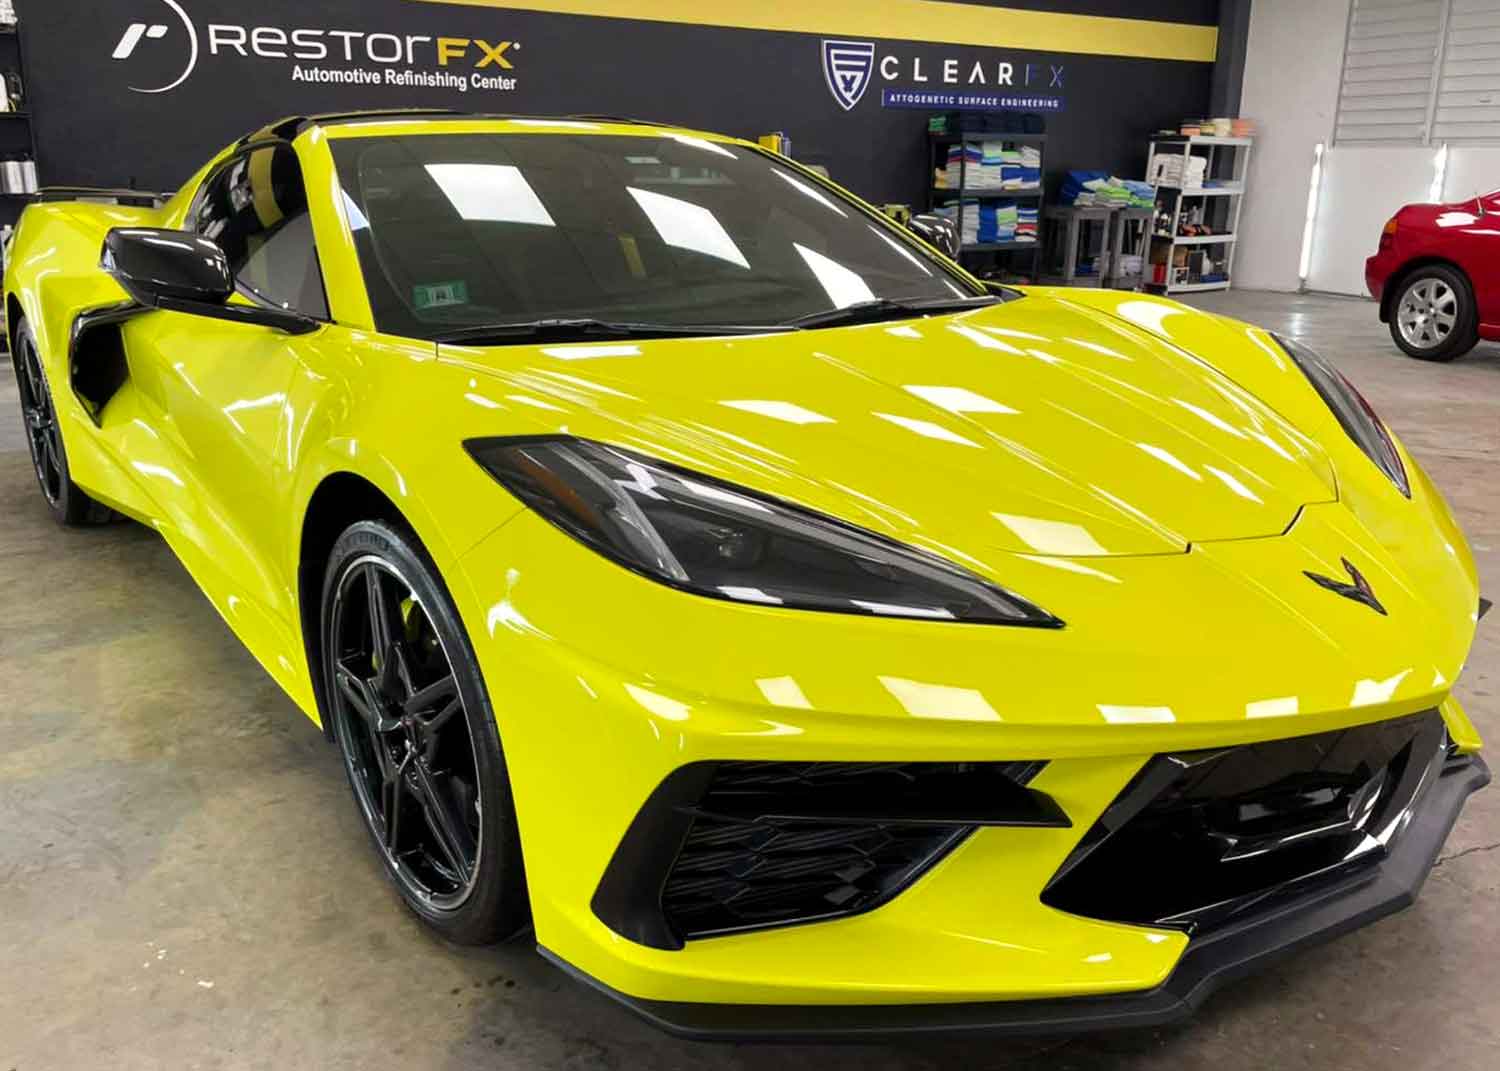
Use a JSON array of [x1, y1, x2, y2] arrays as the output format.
[[820, 37, 1065, 114], [821, 39, 875, 111], [109, 0, 522, 96]]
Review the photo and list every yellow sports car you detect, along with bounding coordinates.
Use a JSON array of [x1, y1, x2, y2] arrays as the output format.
[[5, 111, 1489, 1039]]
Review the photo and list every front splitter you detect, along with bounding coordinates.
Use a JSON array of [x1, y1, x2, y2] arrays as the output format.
[[541, 755, 1489, 1042]]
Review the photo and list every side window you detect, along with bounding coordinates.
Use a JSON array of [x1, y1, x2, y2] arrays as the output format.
[[192, 144, 329, 319]]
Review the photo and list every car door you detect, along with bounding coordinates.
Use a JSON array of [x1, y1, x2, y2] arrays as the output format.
[[1473, 191, 1500, 329], [121, 141, 329, 638]]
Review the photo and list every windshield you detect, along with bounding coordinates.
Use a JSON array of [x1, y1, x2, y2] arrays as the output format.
[[329, 132, 979, 338]]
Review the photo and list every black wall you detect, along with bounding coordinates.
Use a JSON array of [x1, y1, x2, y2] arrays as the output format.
[[13, 0, 1218, 206]]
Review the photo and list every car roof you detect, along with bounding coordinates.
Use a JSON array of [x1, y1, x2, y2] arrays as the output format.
[[239, 109, 740, 146]]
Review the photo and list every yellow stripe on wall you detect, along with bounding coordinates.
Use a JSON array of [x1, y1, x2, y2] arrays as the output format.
[[407, 0, 1219, 63]]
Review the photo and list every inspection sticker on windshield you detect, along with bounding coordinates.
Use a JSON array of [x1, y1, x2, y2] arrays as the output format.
[[414, 281, 469, 309]]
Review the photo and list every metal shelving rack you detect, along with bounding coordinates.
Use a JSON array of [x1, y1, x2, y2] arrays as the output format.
[[926, 130, 1044, 281], [1144, 135, 1252, 294], [0, 22, 37, 227]]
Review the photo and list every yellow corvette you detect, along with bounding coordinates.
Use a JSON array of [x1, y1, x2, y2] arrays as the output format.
[[5, 112, 1490, 1039]]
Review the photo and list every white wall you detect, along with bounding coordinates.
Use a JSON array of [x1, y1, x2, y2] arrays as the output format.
[[1233, 0, 1345, 292], [1235, 0, 1500, 297], [1305, 146, 1435, 295]]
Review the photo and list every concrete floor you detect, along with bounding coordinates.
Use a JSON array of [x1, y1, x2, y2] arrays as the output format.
[[2, 290, 1496, 1070]]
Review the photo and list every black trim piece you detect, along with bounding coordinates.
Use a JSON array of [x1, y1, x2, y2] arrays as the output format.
[[34, 186, 168, 206], [591, 760, 1062, 951], [1042, 710, 1446, 933], [592, 764, 718, 951], [69, 301, 144, 426], [1480, 596, 1493, 621], [697, 762, 1067, 828], [554, 755, 1487, 1041]]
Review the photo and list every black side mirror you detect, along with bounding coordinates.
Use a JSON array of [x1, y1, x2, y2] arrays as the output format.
[[908, 213, 961, 259], [102, 227, 317, 335]]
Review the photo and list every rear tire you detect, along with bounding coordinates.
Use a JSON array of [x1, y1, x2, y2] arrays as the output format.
[[321, 519, 529, 945], [1389, 265, 1479, 362], [11, 319, 113, 525]]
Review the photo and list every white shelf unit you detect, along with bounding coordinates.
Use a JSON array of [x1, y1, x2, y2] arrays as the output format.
[[1145, 135, 1253, 294]]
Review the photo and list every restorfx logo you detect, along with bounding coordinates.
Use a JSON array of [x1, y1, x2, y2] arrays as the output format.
[[820, 38, 1065, 114], [111, 0, 522, 95]]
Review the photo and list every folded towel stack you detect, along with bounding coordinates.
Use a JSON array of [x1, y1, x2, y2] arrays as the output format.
[[1119, 179, 1156, 208], [939, 141, 1043, 192], [1059, 171, 1157, 209], [1150, 154, 1208, 188], [942, 144, 983, 189], [1016, 205, 1039, 241]]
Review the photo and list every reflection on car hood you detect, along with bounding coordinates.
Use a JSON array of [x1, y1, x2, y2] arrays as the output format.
[[439, 293, 1337, 560]]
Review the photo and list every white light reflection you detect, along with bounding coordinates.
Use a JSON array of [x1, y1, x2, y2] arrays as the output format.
[[1135, 442, 1202, 480], [1173, 399, 1246, 438], [131, 461, 185, 487], [425, 163, 555, 225], [874, 412, 979, 447], [772, 169, 847, 215], [1098, 704, 1176, 724], [855, 601, 955, 620], [1246, 696, 1299, 719], [718, 585, 782, 604], [756, 676, 813, 709], [948, 323, 1023, 353], [1204, 465, 1262, 503], [720, 399, 834, 424], [681, 479, 772, 513], [1114, 300, 1182, 335], [905, 385, 1017, 414], [539, 343, 641, 360], [628, 186, 750, 268], [993, 513, 1108, 556], [1064, 338, 1130, 360], [625, 683, 691, 721], [794, 243, 876, 307], [667, 133, 738, 158], [505, 394, 567, 412], [341, 190, 369, 231], [869, 226, 931, 273], [879, 676, 1001, 721], [463, 391, 503, 409], [1351, 668, 1410, 708], [1016, 554, 1123, 584]]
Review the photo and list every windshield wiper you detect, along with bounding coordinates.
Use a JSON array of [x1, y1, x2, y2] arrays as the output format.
[[781, 294, 1001, 330], [433, 318, 792, 346]]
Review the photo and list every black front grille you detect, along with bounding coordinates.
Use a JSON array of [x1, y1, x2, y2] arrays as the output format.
[[664, 763, 983, 940], [1043, 710, 1448, 933], [593, 760, 1065, 950]]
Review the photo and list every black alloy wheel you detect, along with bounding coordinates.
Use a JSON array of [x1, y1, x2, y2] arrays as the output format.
[[16, 327, 64, 507], [12, 319, 111, 525], [323, 520, 527, 943]]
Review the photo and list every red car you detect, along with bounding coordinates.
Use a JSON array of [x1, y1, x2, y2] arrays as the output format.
[[1365, 190, 1500, 361]]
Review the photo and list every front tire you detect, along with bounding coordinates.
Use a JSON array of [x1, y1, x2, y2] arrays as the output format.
[[11, 319, 112, 525], [1389, 265, 1479, 361], [321, 519, 528, 945]]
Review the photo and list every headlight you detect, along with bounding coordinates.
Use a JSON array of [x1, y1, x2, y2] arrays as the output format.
[[1275, 333, 1410, 497], [465, 436, 1061, 627]]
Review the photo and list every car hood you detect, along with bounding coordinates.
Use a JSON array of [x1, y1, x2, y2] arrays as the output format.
[[439, 294, 1337, 559]]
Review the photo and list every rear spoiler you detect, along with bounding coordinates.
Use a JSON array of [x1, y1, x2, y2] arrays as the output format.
[[31, 186, 169, 207]]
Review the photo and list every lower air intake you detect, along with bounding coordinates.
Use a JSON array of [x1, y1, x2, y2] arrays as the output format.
[[593, 760, 1066, 950], [1042, 709, 1448, 933]]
